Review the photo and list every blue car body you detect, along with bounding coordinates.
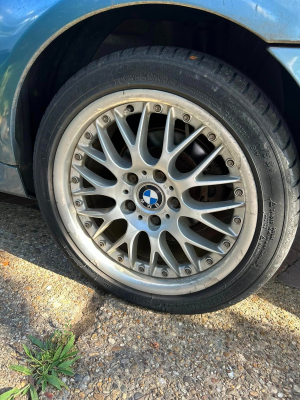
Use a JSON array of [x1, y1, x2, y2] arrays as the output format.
[[1, 0, 300, 197]]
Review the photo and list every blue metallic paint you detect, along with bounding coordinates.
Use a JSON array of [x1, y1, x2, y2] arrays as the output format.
[[0, 161, 26, 197], [268, 47, 300, 88], [1, 0, 300, 196]]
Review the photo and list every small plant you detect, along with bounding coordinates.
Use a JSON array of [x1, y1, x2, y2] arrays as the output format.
[[0, 326, 80, 400]]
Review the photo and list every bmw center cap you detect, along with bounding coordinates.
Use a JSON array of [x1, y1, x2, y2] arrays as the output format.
[[138, 184, 164, 210]]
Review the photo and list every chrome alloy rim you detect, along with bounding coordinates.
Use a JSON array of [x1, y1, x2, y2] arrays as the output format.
[[53, 90, 258, 295]]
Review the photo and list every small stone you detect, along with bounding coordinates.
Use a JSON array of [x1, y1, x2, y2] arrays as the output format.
[[44, 394, 54, 400], [121, 385, 127, 393], [250, 391, 259, 398], [228, 371, 234, 379], [108, 338, 116, 345], [111, 345, 122, 352], [93, 395, 104, 400], [46, 285, 52, 290], [294, 385, 300, 394], [134, 393, 144, 400], [277, 394, 284, 398], [79, 393, 85, 399], [158, 378, 166, 385]]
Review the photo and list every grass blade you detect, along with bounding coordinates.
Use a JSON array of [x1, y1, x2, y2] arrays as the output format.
[[22, 344, 33, 359], [42, 380, 47, 392], [9, 365, 32, 375], [46, 375, 61, 390], [0, 387, 20, 400], [28, 335, 45, 350], [58, 368, 74, 376], [52, 345, 63, 362], [60, 335, 75, 358], [30, 385, 39, 400]]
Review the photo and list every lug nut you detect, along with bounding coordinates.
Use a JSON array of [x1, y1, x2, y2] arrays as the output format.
[[205, 257, 214, 265], [151, 216, 161, 226], [99, 240, 106, 247], [182, 113, 191, 123], [85, 131, 93, 140], [84, 221, 92, 229], [128, 173, 138, 184], [154, 104, 162, 113], [126, 200, 136, 211], [161, 269, 169, 277], [75, 200, 83, 207], [207, 132, 217, 142], [124, 105, 134, 115], [102, 115, 110, 123], [226, 159, 235, 168], [234, 188, 244, 197], [170, 197, 180, 209], [223, 240, 231, 248], [117, 255, 124, 262], [233, 216, 242, 225], [138, 265, 145, 273], [74, 153, 83, 161], [155, 170, 166, 182], [184, 266, 192, 275], [71, 176, 79, 184]]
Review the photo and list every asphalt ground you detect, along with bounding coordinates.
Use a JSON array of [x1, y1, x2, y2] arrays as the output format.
[[0, 192, 299, 400]]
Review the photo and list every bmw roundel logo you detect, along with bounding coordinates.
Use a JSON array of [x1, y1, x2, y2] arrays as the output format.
[[138, 184, 164, 210]]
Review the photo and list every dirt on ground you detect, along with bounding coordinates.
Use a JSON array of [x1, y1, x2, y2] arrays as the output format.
[[0, 200, 300, 400]]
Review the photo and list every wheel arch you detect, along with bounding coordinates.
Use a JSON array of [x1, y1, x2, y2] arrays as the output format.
[[9, 2, 300, 195]]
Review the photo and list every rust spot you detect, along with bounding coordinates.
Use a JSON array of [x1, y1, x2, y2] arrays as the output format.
[[190, 55, 198, 60]]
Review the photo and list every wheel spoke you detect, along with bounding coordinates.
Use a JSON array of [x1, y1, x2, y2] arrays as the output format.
[[72, 187, 96, 196], [134, 103, 157, 166], [162, 107, 176, 154], [179, 221, 224, 255], [78, 144, 106, 164], [149, 232, 180, 276], [167, 125, 206, 165], [180, 241, 200, 272], [182, 195, 244, 216], [114, 109, 136, 148], [174, 146, 231, 191], [197, 200, 244, 214], [200, 214, 237, 237], [107, 226, 140, 269], [196, 175, 241, 186], [96, 120, 131, 172], [72, 165, 116, 198], [77, 207, 123, 238], [192, 145, 224, 177]]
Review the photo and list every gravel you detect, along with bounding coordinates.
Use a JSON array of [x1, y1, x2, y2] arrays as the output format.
[[0, 201, 300, 400]]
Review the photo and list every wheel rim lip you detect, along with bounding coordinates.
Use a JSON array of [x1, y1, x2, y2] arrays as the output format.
[[53, 89, 258, 295]]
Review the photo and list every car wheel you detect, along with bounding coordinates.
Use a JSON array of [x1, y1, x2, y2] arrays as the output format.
[[34, 47, 300, 314]]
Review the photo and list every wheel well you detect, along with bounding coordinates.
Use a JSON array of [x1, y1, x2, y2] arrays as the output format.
[[15, 3, 300, 195]]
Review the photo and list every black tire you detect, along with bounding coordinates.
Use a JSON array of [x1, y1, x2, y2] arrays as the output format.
[[34, 46, 300, 314]]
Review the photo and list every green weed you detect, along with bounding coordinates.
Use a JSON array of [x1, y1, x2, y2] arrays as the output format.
[[0, 327, 80, 399]]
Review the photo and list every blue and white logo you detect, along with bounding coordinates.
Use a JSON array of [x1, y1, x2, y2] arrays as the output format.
[[138, 184, 164, 210], [143, 189, 158, 205]]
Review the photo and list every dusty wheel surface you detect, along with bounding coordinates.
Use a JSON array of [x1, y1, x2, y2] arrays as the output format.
[[34, 47, 299, 314]]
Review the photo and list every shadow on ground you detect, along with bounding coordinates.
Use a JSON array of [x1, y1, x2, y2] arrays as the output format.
[[0, 194, 300, 399]]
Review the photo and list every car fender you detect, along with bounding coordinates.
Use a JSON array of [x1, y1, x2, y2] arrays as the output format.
[[1, 0, 300, 165]]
